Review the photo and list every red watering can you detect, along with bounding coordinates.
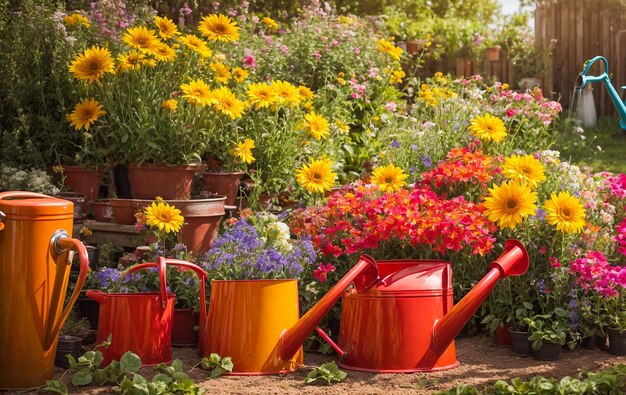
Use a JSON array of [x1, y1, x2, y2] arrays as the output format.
[[317, 240, 528, 372], [87, 256, 207, 366]]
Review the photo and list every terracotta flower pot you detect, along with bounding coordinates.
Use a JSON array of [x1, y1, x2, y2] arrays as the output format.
[[109, 198, 151, 225], [495, 324, 513, 346], [172, 308, 200, 347], [169, 196, 226, 255], [60, 165, 104, 214], [201, 171, 243, 206], [56, 191, 86, 221], [127, 163, 200, 200], [91, 199, 113, 222], [485, 46, 501, 62]]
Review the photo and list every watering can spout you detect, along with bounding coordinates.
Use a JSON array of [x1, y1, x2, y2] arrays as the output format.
[[279, 255, 379, 361], [432, 240, 528, 353]]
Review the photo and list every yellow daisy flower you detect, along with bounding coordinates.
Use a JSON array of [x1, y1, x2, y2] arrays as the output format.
[[179, 34, 213, 58], [211, 86, 245, 119], [233, 67, 249, 83], [64, 13, 90, 27], [303, 112, 330, 140], [66, 98, 106, 131], [502, 154, 546, 189], [180, 79, 212, 106], [161, 99, 178, 112], [154, 15, 179, 39], [68, 46, 115, 84], [262, 17, 279, 31], [484, 180, 537, 230], [246, 83, 277, 109], [370, 164, 408, 193], [122, 26, 160, 52], [469, 114, 507, 143], [116, 50, 145, 73], [210, 62, 231, 84], [377, 38, 403, 60], [543, 191, 586, 234], [145, 200, 185, 234], [151, 43, 177, 62], [198, 14, 240, 42], [296, 158, 337, 194], [298, 86, 314, 100], [271, 80, 301, 106], [230, 139, 255, 164]]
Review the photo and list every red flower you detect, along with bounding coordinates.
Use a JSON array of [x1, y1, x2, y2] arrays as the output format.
[[314, 263, 336, 283]]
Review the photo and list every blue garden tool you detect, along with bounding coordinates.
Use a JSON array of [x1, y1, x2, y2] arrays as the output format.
[[575, 56, 626, 130]]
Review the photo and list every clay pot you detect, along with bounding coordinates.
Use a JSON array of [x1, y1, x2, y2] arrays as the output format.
[[495, 324, 513, 346], [172, 308, 200, 347], [91, 199, 113, 222], [59, 165, 104, 214], [201, 171, 243, 206], [109, 198, 151, 225], [127, 163, 200, 200], [485, 46, 501, 62], [170, 196, 226, 255], [56, 191, 86, 222]]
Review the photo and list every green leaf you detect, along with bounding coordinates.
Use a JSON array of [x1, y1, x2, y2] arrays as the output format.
[[120, 351, 142, 373], [133, 374, 148, 386], [152, 373, 172, 384], [71, 369, 94, 386], [39, 380, 69, 395], [119, 376, 134, 392], [93, 368, 107, 385], [173, 371, 190, 381], [209, 353, 220, 364], [221, 357, 234, 372], [66, 354, 78, 370], [210, 367, 224, 379], [554, 307, 568, 317], [171, 359, 184, 373]]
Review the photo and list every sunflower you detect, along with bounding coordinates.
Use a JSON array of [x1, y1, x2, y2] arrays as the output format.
[[543, 191, 586, 233], [68, 46, 115, 84], [180, 79, 212, 106], [198, 14, 240, 42], [145, 200, 185, 234], [298, 86, 314, 100], [122, 26, 160, 52], [211, 86, 245, 119], [370, 164, 408, 193], [161, 99, 178, 112], [66, 98, 106, 131], [262, 17, 279, 31], [230, 139, 255, 164], [233, 67, 249, 83], [246, 83, 277, 109], [303, 112, 330, 140], [116, 50, 146, 73], [296, 158, 337, 194], [484, 180, 537, 230], [179, 34, 213, 58], [501, 154, 546, 189], [469, 114, 507, 143], [377, 38, 403, 60], [151, 43, 177, 62], [271, 80, 301, 106], [210, 62, 231, 84], [64, 13, 90, 28], [154, 15, 179, 39]]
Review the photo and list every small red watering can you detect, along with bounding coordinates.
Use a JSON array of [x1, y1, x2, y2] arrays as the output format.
[[87, 256, 207, 366], [316, 240, 529, 372]]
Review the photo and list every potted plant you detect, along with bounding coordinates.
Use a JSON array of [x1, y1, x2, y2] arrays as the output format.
[[55, 314, 91, 369], [525, 313, 567, 361], [167, 263, 203, 347]]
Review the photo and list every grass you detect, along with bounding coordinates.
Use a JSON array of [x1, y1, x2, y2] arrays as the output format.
[[557, 115, 626, 174]]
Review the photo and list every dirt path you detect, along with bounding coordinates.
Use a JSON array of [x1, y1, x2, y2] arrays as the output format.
[[48, 334, 626, 394]]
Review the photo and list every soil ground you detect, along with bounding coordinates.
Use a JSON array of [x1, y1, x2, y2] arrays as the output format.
[[42, 334, 626, 394]]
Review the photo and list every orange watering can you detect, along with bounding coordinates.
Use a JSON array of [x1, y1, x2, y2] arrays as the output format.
[[0, 191, 89, 390], [201, 255, 379, 374], [87, 256, 207, 366]]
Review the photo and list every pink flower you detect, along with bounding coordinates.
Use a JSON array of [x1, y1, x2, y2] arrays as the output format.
[[251, 15, 259, 24], [279, 44, 289, 54], [385, 102, 397, 112], [314, 263, 336, 283], [242, 49, 256, 69], [313, 51, 321, 60], [505, 108, 516, 117], [538, 245, 547, 254], [331, 39, 339, 47]]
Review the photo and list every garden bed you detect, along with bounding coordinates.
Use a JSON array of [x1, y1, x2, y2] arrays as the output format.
[[54, 334, 626, 394]]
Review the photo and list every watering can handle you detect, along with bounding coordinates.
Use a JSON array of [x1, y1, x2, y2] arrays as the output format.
[[128, 258, 169, 309], [44, 236, 90, 350], [0, 191, 51, 200], [581, 56, 609, 78]]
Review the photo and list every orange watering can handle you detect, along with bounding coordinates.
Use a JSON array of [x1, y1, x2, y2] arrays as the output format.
[[128, 258, 169, 309], [0, 191, 51, 200]]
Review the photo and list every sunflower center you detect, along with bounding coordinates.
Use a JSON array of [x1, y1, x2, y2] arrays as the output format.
[[521, 167, 531, 175], [137, 38, 147, 45], [88, 61, 100, 71], [506, 198, 518, 210], [384, 177, 393, 184], [215, 23, 227, 33], [561, 208, 571, 218], [312, 172, 322, 180]]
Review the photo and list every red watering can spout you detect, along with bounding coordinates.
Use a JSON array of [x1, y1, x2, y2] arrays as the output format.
[[432, 240, 528, 354], [279, 255, 379, 361]]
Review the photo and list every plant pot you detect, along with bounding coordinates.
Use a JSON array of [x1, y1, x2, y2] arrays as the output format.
[[109, 198, 151, 225], [91, 199, 113, 222], [127, 163, 200, 200], [508, 328, 532, 357], [86, 245, 99, 271], [580, 336, 596, 350], [533, 342, 561, 361], [596, 334, 608, 351], [56, 191, 86, 221], [406, 40, 420, 55], [59, 165, 105, 214], [172, 308, 199, 347], [77, 294, 100, 329], [607, 328, 626, 356], [55, 335, 83, 369], [485, 46, 501, 62], [495, 324, 513, 346], [201, 171, 244, 206], [168, 196, 226, 255]]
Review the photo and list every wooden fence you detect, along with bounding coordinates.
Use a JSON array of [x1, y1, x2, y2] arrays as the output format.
[[536, 0, 626, 117]]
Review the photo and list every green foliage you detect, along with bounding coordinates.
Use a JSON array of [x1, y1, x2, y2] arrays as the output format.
[[199, 353, 234, 378], [304, 361, 347, 385], [525, 313, 567, 351]]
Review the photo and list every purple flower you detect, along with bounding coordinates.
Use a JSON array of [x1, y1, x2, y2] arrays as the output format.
[[391, 140, 400, 148], [535, 208, 547, 220], [420, 155, 432, 167]]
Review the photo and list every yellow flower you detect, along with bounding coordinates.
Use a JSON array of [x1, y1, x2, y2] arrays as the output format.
[[151, 43, 177, 62], [271, 80, 301, 106], [336, 77, 346, 85], [66, 98, 106, 131], [233, 67, 249, 83], [377, 38, 403, 60], [390, 70, 405, 84], [298, 86, 314, 100], [296, 158, 337, 194], [246, 82, 277, 109], [161, 99, 178, 112], [303, 112, 330, 140], [180, 79, 212, 106], [262, 17, 279, 31], [303, 101, 314, 111], [154, 15, 179, 39], [543, 191, 586, 233], [198, 14, 240, 42], [210, 62, 232, 84], [69, 46, 115, 84], [469, 114, 507, 143], [230, 138, 255, 164], [370, 164, 408, 193], [334, 119, 350, 134], [122, 26, 160, 52], [211, 86, 245, 119], [179, 34, 213, 58], [116, 50, 145, 73], [502, 154, 546, 189], [145, 201, 185, 234], [484, 180, 537, 230], [64, 13, 90, 27]]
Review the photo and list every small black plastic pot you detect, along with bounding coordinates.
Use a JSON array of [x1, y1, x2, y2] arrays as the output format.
[[55, 335, 83, 368], [77, 294, 100, 330], [533, 342, 561, 361], [608, 328, 626, 356], [508, 328, 532, 357], [580, 336, 596, 350]]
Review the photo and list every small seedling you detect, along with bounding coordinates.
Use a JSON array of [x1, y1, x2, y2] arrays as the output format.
[[304, 361, 347, 385]]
